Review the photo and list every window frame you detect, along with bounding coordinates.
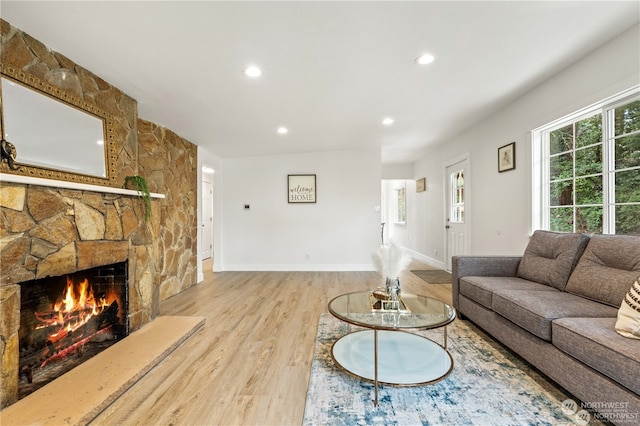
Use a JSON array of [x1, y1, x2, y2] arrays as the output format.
[[532, 86, 640, 234], [449, 169, 465, 224], [394, 184, 406, 224]]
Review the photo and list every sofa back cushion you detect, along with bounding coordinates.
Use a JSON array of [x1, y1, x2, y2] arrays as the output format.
[[517, 230, 590, 290], [565, 234, 640, 307]]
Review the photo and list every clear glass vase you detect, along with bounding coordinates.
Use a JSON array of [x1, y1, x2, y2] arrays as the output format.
[[385, 277, 400, 301]]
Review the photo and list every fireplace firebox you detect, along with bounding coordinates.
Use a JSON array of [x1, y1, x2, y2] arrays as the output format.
[[18, 261, 129, 399]]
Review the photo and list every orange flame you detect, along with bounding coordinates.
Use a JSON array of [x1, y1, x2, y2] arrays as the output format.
[[35, 276, 115, 338]]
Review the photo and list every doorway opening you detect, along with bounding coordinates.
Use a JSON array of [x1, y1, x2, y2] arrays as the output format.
[[380, 179, 409, 248], [201, 166, 214, 262]]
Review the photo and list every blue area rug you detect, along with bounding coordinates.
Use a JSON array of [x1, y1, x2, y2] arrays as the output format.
[[303, 313, 595, 425]]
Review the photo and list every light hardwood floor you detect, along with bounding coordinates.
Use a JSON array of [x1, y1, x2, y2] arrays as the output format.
[[91, 260, 452, 426]]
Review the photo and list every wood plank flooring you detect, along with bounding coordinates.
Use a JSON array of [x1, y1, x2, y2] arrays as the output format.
[[90, 260, 452, 426]]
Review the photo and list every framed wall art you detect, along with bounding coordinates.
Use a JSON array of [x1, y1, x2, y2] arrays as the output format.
[[498, 142, 516, 172], [288, 174, 316, 203], [416, 178, 426, 192]]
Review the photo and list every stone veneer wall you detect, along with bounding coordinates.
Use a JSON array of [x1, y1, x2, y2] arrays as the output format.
[[137, 119, 198, 300], [0, 20, 198, 407]]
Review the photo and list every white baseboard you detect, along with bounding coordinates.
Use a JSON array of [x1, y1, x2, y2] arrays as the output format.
[[218, 263, 377, 272], [404, 248, 448, 271], [218, 253, 448, 273]]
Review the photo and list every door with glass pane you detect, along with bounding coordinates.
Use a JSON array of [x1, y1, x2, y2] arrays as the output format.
[[446, 159, 469, 270]]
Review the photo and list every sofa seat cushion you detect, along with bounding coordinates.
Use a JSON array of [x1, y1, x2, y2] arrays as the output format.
[[517, 230, 590, 291], [553, 317, 640, 394], [460, 276, 558, 309], [492, 290, 618, 341], [565, 234, 640, 307]]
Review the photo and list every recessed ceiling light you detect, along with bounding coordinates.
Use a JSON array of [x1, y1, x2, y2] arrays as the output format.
[[382, 117, 394, 126], [415, 53, 435, 65], [277, 127, 288, 134], [244, 65, 262, 77]]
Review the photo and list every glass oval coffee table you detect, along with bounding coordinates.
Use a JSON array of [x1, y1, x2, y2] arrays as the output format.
[[328, 291, 456, 405]]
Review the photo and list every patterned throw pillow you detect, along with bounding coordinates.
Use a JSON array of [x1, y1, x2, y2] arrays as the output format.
[[615, 277, 640, 339]]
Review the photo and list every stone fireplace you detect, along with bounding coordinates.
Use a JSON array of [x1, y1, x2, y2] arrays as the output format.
[[1, 19, 198, 409], [0, 184, 159, 407]]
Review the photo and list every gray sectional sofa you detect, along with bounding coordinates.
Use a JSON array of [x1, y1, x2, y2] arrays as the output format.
[[452, 231, 640, 425]]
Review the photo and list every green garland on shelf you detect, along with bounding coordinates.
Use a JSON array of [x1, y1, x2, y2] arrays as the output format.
[[123, 175, 151, 222]]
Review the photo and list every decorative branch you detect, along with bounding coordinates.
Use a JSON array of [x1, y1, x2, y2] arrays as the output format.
[[372, 242, 412, 279]]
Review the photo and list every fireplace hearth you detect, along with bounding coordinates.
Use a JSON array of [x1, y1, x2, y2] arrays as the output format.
[[18, 261, 129, 399]]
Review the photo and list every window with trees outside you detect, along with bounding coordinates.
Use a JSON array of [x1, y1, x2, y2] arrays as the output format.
[[532, 88, 640, 235], [395, 185, 406, 223]]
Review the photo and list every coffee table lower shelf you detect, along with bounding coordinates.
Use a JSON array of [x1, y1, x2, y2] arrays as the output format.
[[331, 329, 453, 386]]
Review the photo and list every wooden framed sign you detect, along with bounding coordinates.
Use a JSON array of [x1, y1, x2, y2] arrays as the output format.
[[288, 174, 316, 203]]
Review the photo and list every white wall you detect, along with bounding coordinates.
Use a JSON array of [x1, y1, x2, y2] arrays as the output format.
[[381, 163, 413, 180], [218, 148, 381, 270], [407, 23, 640, 263]]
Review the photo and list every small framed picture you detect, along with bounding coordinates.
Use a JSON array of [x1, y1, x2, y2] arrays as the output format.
[[288, 174, 316, 203], [498, 142, 516, 173], [416, 178, 426, 192]]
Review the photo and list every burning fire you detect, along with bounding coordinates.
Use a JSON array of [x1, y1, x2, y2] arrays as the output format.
[[35, 276, 112, 340], [20, 273, 123, 382]]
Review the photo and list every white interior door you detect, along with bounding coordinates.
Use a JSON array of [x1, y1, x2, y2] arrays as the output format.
[[445, 158, 469, 270], [201, 180, 213, 260]]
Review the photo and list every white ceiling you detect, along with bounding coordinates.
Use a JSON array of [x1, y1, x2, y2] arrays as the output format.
[[2, 1, 639, 165]]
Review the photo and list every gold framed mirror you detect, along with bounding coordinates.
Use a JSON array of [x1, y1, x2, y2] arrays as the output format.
[[0, 64, 118, 186]]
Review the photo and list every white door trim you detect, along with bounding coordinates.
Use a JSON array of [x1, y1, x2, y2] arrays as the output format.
[[443, 152, 471, 270]]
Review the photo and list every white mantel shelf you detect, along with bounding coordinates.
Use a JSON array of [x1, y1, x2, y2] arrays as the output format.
[[0, 173, 165, 199]]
